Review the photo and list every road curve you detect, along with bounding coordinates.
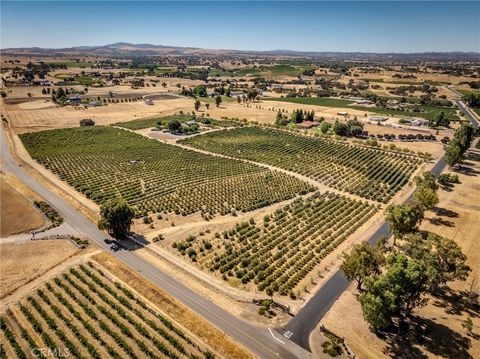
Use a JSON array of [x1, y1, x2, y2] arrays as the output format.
[[284, 90, 480, 350], [282, 154, 447, 350], [5, 104, 471, 354], [0, 123, 311, 359]]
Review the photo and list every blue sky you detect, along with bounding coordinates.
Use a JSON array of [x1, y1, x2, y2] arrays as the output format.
[[1, 1, 479, 52]]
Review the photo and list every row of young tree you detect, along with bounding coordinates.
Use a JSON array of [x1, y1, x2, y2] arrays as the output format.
[[341, 171, 471, 331], [275, 109, 316, 126], [194, 96, 222, 111], [445, 123, 475, 167]]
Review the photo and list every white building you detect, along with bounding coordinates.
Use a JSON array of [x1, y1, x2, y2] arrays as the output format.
[[370, 116, 389, 122]]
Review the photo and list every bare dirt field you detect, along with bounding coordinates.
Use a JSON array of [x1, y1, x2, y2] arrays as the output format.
[[318, 148, 480, 359], [0, 240, 80, 298], [5, 97, 193, 132], [0, 177, 45, 237]]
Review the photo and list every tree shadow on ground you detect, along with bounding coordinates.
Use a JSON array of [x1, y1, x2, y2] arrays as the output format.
[[426, 216, 455, 227], [104, 234, 146, 252], [431, 286, 480, 319], [465, 149, 480, 163], [380, 315, 472, 359], [124, 233, 149, 251], [455, 165, 479, 177], [431, 207, 459, 218]]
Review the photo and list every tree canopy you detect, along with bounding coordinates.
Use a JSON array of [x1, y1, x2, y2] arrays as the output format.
[[359, 253, 428, 331], [403, 232, 471, 291], [215, 95, 222, 108], [445, 123, 475, 167], [413, 186, 439, 211], [168, 118, 182, 132], [414, 171, 439, 191], [341, 242, 385, 290], [385, 204, 422, 241], [97, 198, 135, 239]]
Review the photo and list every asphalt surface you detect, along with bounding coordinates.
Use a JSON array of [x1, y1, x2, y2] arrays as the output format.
[[2, 97, 477, 356], [283, 99, 479, 351], [456, 100, 479, 128], [0, 123, 310, 359], [282, 154, 447, 350]]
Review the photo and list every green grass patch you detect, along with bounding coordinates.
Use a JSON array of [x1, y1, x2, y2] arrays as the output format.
[[47, 61, 93, 68], [456, 88, 480, 96], [349, 104, 459, 121], [209, 64, 314, 78], [196, 96, 235, 103], [267, 96, 459, 121], [267, 97, 354, 108], [361, 78, 384, 83]]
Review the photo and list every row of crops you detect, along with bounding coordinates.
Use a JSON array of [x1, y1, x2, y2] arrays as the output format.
[[173, 192, 377, 296], [0, 263, 214, 359], [180, 127, 423, 203], [20, 126, 314, 217]]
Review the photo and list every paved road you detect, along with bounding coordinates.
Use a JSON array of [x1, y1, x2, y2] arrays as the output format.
[[444, 85, 479, 128], [0, 123, 311, 359], [456, 100, 479, 128], [4, 95, 476, 355], [282, 154, 447, 350], [283, 89, 480, 351]]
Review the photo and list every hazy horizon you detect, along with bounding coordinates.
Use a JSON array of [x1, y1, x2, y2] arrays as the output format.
[[1, 1, 479, 53], [3, 40, 480, 54]]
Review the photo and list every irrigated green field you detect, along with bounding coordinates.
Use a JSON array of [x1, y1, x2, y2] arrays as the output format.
[[0, 263, 217, 358], [20, 127, 313, 217], [173, 192, 376, 295], [267, 97, 354, 108], [209, 64, 315, 78], [268, 97, 460, 121], [180, 127, 423, 203]]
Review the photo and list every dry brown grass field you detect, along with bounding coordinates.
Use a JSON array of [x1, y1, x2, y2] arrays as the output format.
[[319, 148, 480, 359], [353, 70, 475, 85], [0, 178, 45, 237], [0, 240, 80, 299]]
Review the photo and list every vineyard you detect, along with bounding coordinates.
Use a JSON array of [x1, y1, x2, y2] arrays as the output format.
[[20, 127, 313, 218], [0, 263, 216, 359], [180, 127, 423, 203], [173, 192, 377, 296]]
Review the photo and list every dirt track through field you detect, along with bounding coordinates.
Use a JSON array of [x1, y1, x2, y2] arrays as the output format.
[[160, 134, 381, 206]]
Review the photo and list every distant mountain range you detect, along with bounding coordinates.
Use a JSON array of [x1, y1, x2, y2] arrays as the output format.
[[2, 42, 479, 62]]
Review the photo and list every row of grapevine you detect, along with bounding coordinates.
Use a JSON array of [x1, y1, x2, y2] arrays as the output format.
[[173, 191, 377, 295], [0, 263, 216, 359], [180, 126, 423, 203], [20, 126, 314, 217]]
